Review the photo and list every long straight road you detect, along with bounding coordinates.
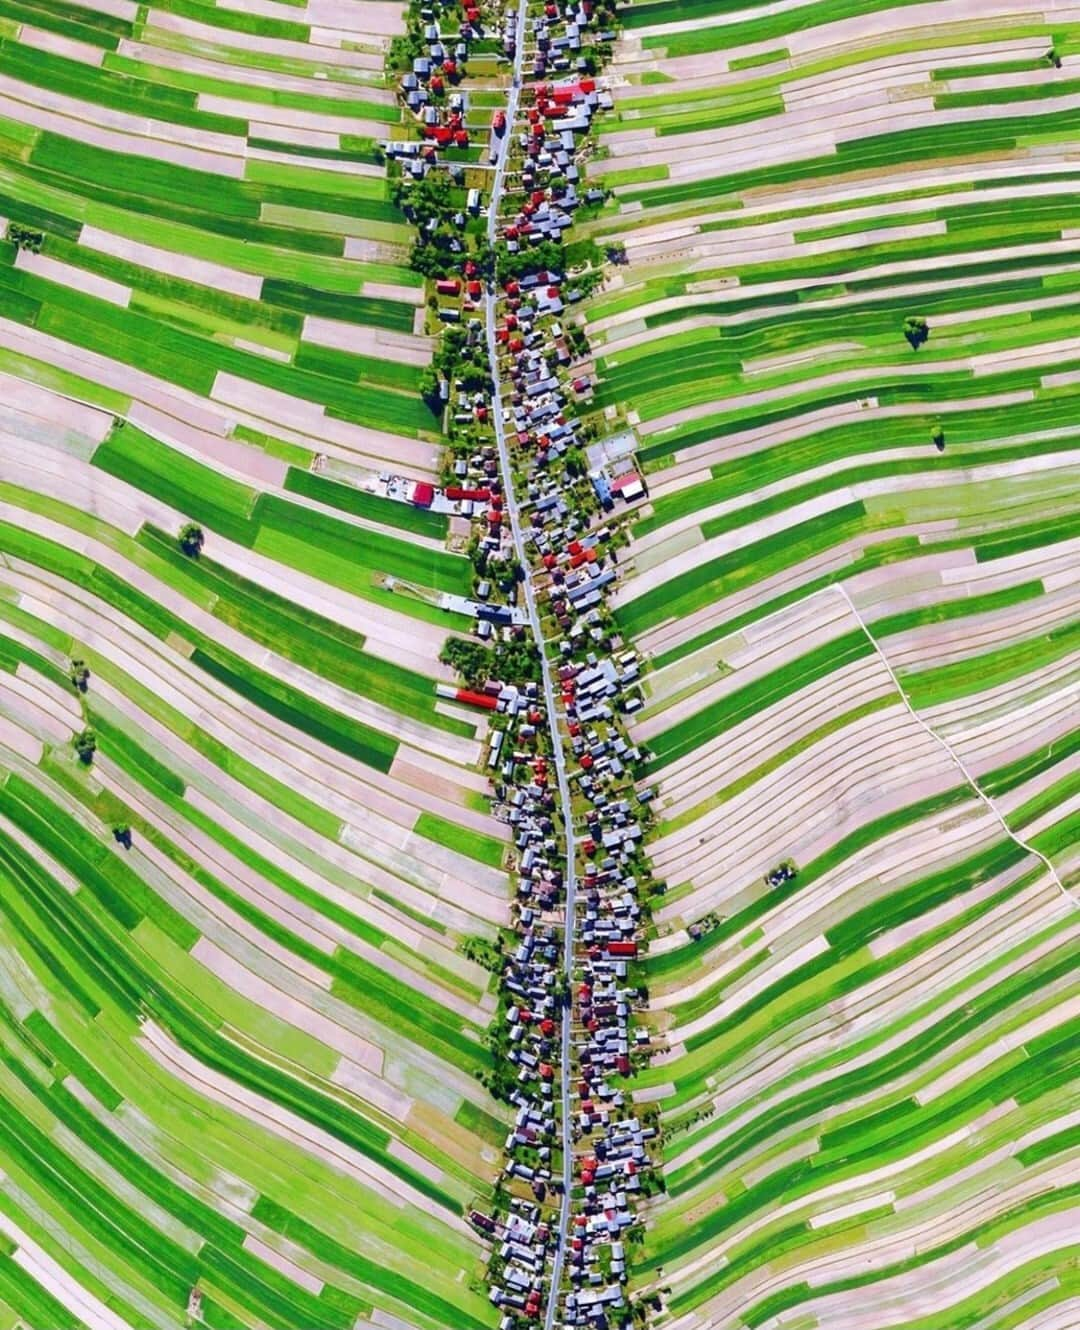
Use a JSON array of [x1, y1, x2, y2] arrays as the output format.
[[481, 11, 575, 1328]]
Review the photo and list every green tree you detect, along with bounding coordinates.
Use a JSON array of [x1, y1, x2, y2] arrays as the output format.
[[563, 446, 587, 478], [419, 365, 442, 414], [903, 315, 929, 350], [112, 823, 132, 849], [73, 728, 97, 765], [440, 637, 492, 687], [8, 223, 43, 253], [931, 422, 945, 451], [178, 523, 204, 558], [69, 658, 90, 693], [496, 239, 564, 283], [473, 240, 496, 280]]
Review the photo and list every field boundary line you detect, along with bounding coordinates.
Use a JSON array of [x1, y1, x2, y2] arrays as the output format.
[[832, 582, 1076, 910]]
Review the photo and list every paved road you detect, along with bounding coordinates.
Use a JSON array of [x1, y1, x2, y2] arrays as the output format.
[[481, 12, 575, 1328]]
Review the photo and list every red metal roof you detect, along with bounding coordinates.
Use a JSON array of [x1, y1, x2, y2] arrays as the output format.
[[609, 471, 641, 493], [455, 689, 498, 710]]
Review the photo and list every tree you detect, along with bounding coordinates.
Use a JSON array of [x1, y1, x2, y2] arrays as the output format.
[[440, 637, 492, 687], [73, 728, 97, 765], [462, 935, 503, 970], [113, 823, 132, 849], [473, 240, 496, 280], [178, 523, 204, 558], [495, 238, 564, 283], [69, 658, 90, 693], [563, 236, 603, 270], [8, 223, 43, 253], [566, 323, 591, 358], [563, 446, 587, 478], [398, 170, 453, 229], [931, 422, 945, 451], [419, 365, 442, 414], [903, 315, 929, 350]]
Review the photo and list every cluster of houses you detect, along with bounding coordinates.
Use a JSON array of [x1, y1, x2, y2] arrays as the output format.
[[456, 38, 660, 1330], [452, 241, 657, 1314], [472, 1199, 553, 1324], [466, 644, 656, 1327], [386, 0, 479, 176], [472, 249, 659, 1330], [507, 79, 611, 247], [468, 676, 562, 1318], [385, 0, 660, 1323], [496, 268, 593, 471], [559, 788, 655, 1322], [550, 617, 656, 1324], [527, 0, 614, 80]]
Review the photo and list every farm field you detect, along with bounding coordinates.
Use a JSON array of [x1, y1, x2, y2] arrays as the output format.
[[0, 0, 514, 1325], [0, 0, 438, 460], [588, 1, 1080, 1326], [0, 388, 511, 1330]]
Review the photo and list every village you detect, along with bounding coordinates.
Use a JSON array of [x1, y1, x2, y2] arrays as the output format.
[[0, 0, 1071, 1322], [386, 0, 661, 1324]]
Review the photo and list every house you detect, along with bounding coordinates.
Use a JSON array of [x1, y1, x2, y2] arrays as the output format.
[[609, 471, 643, 502]]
